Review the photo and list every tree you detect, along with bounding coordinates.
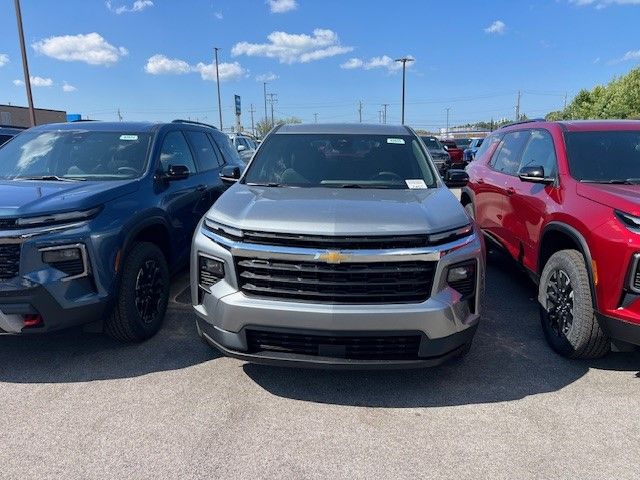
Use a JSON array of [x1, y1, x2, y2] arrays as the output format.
[[255, 116, 303, 138]]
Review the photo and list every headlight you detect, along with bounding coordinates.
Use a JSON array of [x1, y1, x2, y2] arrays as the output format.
[[17, 206, 101, 228], [615, 210, 640, 232]]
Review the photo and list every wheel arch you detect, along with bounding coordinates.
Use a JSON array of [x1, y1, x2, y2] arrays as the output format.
[[122, 216, 173, 266]]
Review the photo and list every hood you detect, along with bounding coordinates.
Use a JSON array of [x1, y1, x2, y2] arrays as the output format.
[[0, 179, 140, 218], [208, 184, 469, 236], [576, 182, 640, 216]]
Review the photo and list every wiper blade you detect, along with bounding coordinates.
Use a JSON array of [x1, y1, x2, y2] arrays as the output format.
[[16, 175, 84, 182], [581, 179, 640, 185], [245, 182, 285, 187]]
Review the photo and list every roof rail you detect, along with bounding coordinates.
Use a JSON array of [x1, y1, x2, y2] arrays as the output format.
[[171, 119, 218, 129], [499, 118, 546, 129]]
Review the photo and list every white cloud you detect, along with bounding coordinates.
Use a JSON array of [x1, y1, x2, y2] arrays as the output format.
[[341, 55, 413, 73], [255, 72, 279, 82], [144, 54, 191, 75], [267, 0, 297, 13], [484, 20, 506, 35], [62, 81, 77, 92], [232, 28, 352, 64], [214, 11, 224, 19], [13, 76, 54, 87], [106, 0, 153, 14], [193, 61, 247, 82], [32, 33, 128, 66], [609, 49, 640, 63], [0, 54, 8, 67], [569, 0, 640, 7]]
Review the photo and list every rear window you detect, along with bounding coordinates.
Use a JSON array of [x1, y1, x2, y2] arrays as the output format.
[[243, 133, 437, 189], [420, 136, 443, 150], [565, 130, 640, 182]]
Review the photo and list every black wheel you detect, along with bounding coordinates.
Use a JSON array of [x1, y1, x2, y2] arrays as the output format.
[[539, 249, 609, 358], [464, 202, 475, 220], [105, 242, 170, 342]]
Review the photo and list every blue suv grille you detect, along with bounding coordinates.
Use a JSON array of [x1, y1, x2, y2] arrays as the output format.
[[0, 244, 20, 279]]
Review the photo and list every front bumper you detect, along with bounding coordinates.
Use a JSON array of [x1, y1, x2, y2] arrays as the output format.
[[191, 220, 485, 368]]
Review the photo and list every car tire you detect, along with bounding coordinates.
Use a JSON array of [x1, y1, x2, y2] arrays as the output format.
[[538, 249, 609, 358], [105, 242, 170, 342], [464, 202, 475, 220]]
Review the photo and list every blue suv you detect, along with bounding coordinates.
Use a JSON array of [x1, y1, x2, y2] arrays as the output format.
[[0, 120, 243, 341]]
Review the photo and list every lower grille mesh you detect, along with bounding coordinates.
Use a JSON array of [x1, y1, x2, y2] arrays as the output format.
[[0, 244, 20, 279]]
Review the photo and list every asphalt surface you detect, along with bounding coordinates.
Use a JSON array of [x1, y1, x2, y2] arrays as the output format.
[[0, 250, 638, 479]]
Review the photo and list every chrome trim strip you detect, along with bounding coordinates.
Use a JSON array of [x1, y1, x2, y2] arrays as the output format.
[[0, 221, 87, 244], [38, 243, 89, 282], [201, 228, 477, 263]]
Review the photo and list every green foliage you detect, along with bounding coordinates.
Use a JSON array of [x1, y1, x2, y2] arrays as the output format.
[[255, 116, 302, 138], [546, 67, 640, 120]]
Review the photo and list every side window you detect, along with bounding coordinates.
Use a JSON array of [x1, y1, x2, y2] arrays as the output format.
[[159, 131, 197, 174], [211, 132, 242, 165], [490, 131, 529, 175], [474, 134, 501, 162], [186, 131, 222, 172], [519, 129, 557, 177]]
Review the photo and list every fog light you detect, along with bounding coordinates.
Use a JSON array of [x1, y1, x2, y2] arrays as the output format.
[[447, 260, 477, 298], [42, 247, 81, 264], [199, 255, 225, 289], [447, 263, 475, 283]]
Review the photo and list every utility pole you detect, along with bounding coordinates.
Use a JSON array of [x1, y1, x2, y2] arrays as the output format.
[[394, 56, 414, 125], [214, 47, 223, 129], [266, 93, 277, 125], [313, 113, 318, 124], [14, 0, 36, 126], [445, 107, 450, 135], [249, 103, 256, 136], [515, 90, 521, 122], [358, 100, 363, 123], [563, 92, 568, 110], [263, 82, 268, 125], [382, 104, 389, 124], [378, 110, 382, 123], [117, 108, 123, 121]]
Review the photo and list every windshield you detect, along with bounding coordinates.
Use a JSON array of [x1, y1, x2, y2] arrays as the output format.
[[0, 130, 152, 181], [565, 130, 640, 183], [454, 138, 471, 148], [420, 136, 443, 151], [243, 133, 437, 189]]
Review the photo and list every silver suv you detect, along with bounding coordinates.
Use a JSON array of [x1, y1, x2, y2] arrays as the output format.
[[191, 123, 485, 368]]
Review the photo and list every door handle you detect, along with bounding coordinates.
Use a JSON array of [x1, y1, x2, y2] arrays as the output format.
[[506, 187, 516, 196]]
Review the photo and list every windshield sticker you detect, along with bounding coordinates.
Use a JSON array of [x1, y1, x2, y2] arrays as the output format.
[[119, 134, 139, 141], [406, 179, 428, 189], [387, 138, 405, 145]]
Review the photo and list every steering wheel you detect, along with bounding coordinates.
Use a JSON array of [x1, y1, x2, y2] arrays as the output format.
[[118, 166, 138, 176], [371, 171, 403, 182]]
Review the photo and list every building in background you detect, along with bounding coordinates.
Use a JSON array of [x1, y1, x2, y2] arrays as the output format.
[[0, 104, 67, 127]]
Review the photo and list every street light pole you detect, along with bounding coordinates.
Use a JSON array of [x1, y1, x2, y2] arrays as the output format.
[[263, 82, 268, 125], [394, 57, 414, 125], [214, 47, 223, 130], [14, 0, 36, 126], [446, 107, 450, 135]]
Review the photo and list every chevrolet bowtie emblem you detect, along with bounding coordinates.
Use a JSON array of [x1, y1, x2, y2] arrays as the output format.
[[316, 251, 350, 264]]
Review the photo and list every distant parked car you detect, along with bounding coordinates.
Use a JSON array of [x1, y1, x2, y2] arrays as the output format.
[[454, 138, 472, 150], [463, 138, 484, 162], [440, 139, 465, 167], [420, 135, 449, 173], [0, 125, 26, 146], [0, 119, 242, 340], [228, 133, 257, 163]]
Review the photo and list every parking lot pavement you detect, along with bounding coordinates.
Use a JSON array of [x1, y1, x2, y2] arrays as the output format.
[[0, 251, 638, 480]]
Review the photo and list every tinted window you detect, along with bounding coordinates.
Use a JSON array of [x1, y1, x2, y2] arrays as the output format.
[[244, 134, 437, 189], [519, 130, 557, 177], [186, 131, 221, 172], [159, 131, 197, 174], [565, 130, 640, 182], [0, 134, 13, 146], [490, 131, 529, 175], [474, 134, 501, 162], [212, 132, 242, 165], [0, 130, 151, 180], [420, 136, 443, 151]]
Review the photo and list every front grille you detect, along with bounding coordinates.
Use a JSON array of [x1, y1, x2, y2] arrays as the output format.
[[235, 258, 436, 304], [0, 218, 18, 229], [634, 267, 640, 292], [0, 244, 20, 279], [241, 230, 432, 249], [246, 329, 422, 360]]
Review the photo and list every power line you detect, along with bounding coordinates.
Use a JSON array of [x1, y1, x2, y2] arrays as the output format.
[[266, 93, 277, 124]]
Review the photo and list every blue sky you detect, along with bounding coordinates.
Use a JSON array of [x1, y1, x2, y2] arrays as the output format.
[[1, 0, 639, 131]]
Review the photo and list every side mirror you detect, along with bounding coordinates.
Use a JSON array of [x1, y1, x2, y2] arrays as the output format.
[[519, 165, 554, 185], [220, 165, 241, 184], [165, 164, 190, 181], [237, 145, 247, 152], [444, 169, 469, 188]]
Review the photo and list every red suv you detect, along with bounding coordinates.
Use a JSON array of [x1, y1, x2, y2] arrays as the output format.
[[463, 120, 640, 358]]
